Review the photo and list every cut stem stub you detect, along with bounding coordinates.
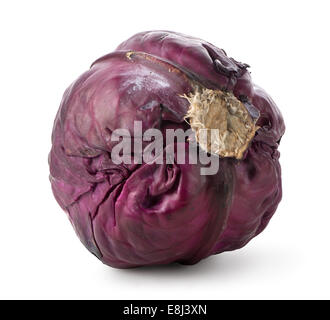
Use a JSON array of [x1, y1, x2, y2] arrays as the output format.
[[184, 88, 259, 159]]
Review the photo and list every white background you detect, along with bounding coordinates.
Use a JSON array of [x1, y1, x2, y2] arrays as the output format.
[[1, 0, 329, 300]]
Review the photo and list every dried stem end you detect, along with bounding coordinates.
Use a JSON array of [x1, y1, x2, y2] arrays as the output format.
[[184, 88, 259, 159]]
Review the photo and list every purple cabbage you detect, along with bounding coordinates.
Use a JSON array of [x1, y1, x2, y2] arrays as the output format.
[[49, 31, 285, 268]]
